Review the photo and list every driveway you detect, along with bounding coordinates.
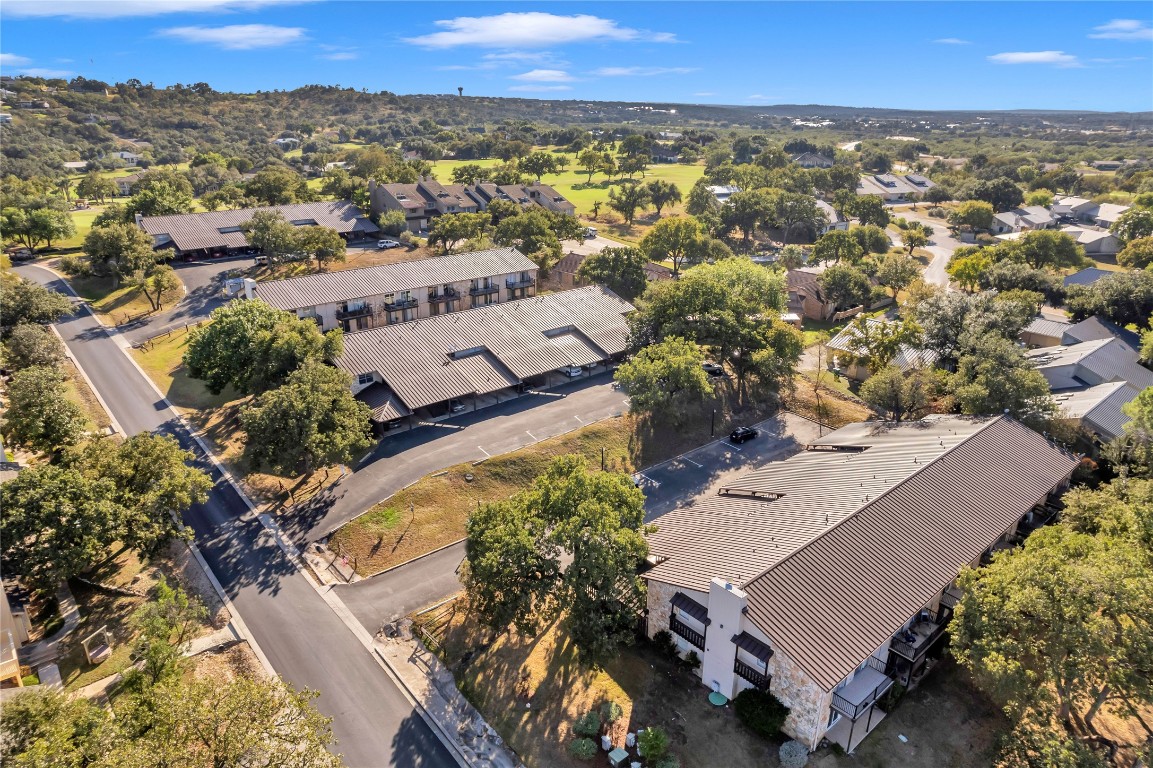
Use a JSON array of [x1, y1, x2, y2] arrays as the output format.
[[336, 542, 466, 633], [120, 255, 250, 344], [897, 209, 961, 290], [562, 233, 624, 257], [287, 375, 629, 542]]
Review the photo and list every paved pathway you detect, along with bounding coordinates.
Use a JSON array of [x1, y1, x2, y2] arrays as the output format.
[[18, 583, 80, 667], [337, 543, 466, 634]]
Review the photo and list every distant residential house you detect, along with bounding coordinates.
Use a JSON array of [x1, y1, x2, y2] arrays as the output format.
[[1060, 226, 1120, 256], [551, 250, 673, 290], [787, 269, 836, 322], [1063, 267, 1114, 288], [273, 137, 300, 148], [1020, 314, 1141, 351], [1, 578, 31, 689], [138, 200, 378, 259], [658, 131, 683, 140], [791, 152, 834, 168], [1091, 203, 1129, 228], [62, 161, 88, 171], [856, 174, 936, 201], [642, 415, 1077, 752], [471, 181, 576, 217], [707, 185, 741, 205], [1027, 335, 1153, 441], [816, 200, 848, 235], [1051, 196, 1129, 228], [990, 206, 1058, 234], [650, 143, 681, 163], [247, 247, 538, 334], [826, 317, 938, 381], [1090, 160, 1124, 171], [0, 114, 12, 124], [402, 150, 423, 161], [114, 150, 142, 166], [115, 172, 144, 196], [16, 100, 49, 110]]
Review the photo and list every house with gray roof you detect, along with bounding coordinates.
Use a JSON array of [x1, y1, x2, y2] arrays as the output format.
[[642, 415, 1077, 753], [246, 247, 538, 334], [333, 286, 633, 425], [990, 206, 1057, 234], [855, 174, 936, 201], [138, 201, 378, 258], [369, 178, 575, 233], [826, 317, 937, 381]]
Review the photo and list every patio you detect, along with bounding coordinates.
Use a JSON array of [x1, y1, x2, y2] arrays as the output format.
[[826, 707, 888, 753]]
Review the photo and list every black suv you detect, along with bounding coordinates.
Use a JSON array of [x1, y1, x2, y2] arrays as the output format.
[[729, 426, 759, 444]]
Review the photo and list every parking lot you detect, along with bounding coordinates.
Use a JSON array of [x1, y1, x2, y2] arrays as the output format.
[[637, 412, 825, 520]]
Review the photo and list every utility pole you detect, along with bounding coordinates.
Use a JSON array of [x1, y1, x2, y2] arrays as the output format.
[[710, 408, 716, 437]]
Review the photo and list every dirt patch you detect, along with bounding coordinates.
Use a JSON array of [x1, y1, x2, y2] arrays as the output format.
[[61, 358, 114, 432], [427, 606, 772, 768], [189, 641, 266, 685], [784, 373, 874, 428]]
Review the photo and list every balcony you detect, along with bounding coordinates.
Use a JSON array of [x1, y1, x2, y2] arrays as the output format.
[[734, 659, 771, 689], [890, 608, 948, 662], [382, 296, 418, 312], [427, 287, 459, 303], [336, 304, 372, 320], [830, 658, 894, 721], [469, 283, 499, 297], [669, 615, 705, 651], [505, 275, 534, 289]]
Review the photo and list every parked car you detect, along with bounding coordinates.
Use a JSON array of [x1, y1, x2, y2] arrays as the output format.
[[384, 418, 403, 430], [377, 239, 400, 249], [730, 426, 759, 444], [583, 227, 597, 239], [559, 366, 583, 378], [448, 399, 466, 413], [702, 362, 726, 377], [253, 254, 269, 266]]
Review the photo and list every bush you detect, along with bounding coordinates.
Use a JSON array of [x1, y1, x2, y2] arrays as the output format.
[[652, 629, 677, 658], [573, 710, 601, 738], [652, 757, 681, 768], [779, 739, 809, 768], [639, 727, 670, 761], [684, 650, 701, 671], [975, 233, 998, 246], [398, 230, 415, 246], [377, 209, 407, 236], [600, 700, 623, 724], [733, 688, 790, 739], [57, 254, 90, 276], [894, 217, 909, 230], [927, 206, 947, 218], [568, 738, 598, 761]]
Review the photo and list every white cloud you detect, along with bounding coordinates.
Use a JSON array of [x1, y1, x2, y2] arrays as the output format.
[[405, 12, 676, 49], [1089, 19, 1153, 41], [591, 66, 697, 77], [0, 53, 31, 66], [1089, 56, 1146, 64], [158, 24, 307, 49], [2, 0, 307, 18], [508, 84, 572, 93], [483, 51, 559, 63], [318, 52, 357, 61], [987, 50, 1082, 67], [510, 69, 574, 82], [933, 38, 971, 45], [19, 67, 75, 77], [694, 92, 715, 97], [747, 94, 779, 101]]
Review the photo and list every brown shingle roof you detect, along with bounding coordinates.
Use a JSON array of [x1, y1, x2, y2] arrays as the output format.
[[139, 201, 377, 253], [253, 248, 537, 311]]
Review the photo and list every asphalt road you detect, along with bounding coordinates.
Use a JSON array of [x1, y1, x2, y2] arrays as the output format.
[[896, 209, 962, 289], [337, 542, 466, 634], [120, 255, 248, 345], [17, 265, 458, 768], [291, 375, 628, 542]]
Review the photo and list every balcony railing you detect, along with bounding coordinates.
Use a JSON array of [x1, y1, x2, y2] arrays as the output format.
[[382, 297, 418, 311], [469, 283, 499, 296], [734, 659, 771, 689], [335, 304, 372, 320], [669, 615, 705, 650], [831, 672, 894, 721], [427, 287, 459, 303], [505, 275, 534, 289], [890, 608, 948, 661]]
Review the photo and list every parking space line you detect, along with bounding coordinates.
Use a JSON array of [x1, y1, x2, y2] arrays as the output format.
[[573, 414, 583, 423], [683, 456, 704, 468], [637, 473, 660, 488], [727, 443, 742, 452], [526, 430, 537, 441], [477, 446, 490, 458]]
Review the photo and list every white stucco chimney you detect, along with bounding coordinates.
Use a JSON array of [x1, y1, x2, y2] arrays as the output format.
[[242, 278, 257, 300], [701, 577, 748, 699]]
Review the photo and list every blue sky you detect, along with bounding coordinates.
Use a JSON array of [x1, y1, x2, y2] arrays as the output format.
[[2, 1, 1151, 111]]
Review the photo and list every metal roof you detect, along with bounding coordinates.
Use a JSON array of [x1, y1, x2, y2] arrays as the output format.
[[1063, 267, 1113, 287], [1052, 381, 1139, 440], [253, 248, 537, 311], [826, 318, 938, 373], [732, 631, 774, 662], [358, 383, 412, 422], [336, 287, 634, 410], [139, 201, 378, 253], [1028, 337, 1153, 392], [644, 415, 1077, 691], [1022, 316, 1072, 341], [671, 592, 710, 624], [1063, 316, 1141, 349]]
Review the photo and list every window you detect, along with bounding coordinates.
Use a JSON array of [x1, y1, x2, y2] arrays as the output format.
[[298, 306, 317, 318], [357, 372, 374, 386], [383, 293, 395, 304], [347, 299, 366, 312]]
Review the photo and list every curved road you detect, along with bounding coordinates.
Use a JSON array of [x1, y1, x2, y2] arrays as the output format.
[[17, 264, 457, 768]]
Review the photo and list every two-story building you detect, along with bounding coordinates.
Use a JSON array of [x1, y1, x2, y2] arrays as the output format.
[[642, 415, 1077, 753], [334, 285, 634, 427], [855, 174, 937, 201], [246, 247, 538, 334], [369, 179, 576, 233]]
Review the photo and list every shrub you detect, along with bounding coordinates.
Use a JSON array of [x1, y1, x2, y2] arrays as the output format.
[[894, 217, 909, 230], [600, 700, 623, 724], [573, 710, 601, 738], [975, 233, 998, 246], [653, 756, 681, 768], [568, 738, 598, 760], [639, 727, 670, 761], [57, 254, 90, 276], [779, 739, 809, 768], [652, 629, 677, 658], [927, 206, 947, 218], [733, 688, 790, 739], [377, 209, 407, 236], [684, 650, 702, 671], [398, 230, 415, 246]]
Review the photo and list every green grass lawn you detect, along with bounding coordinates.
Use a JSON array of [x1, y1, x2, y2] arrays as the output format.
[[67, 273, 174, 325], [127, 326, 236, 412]]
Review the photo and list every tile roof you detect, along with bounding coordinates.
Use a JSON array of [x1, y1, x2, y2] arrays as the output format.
[[139, 201, 378, 253], [739, 416, 1076, 691], [335, 287, 634, 410], [252, 248, 537, 311]]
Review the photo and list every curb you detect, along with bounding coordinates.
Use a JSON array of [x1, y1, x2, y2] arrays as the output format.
[[50, 323, 125, 437], [351, 538, 467, 581]]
